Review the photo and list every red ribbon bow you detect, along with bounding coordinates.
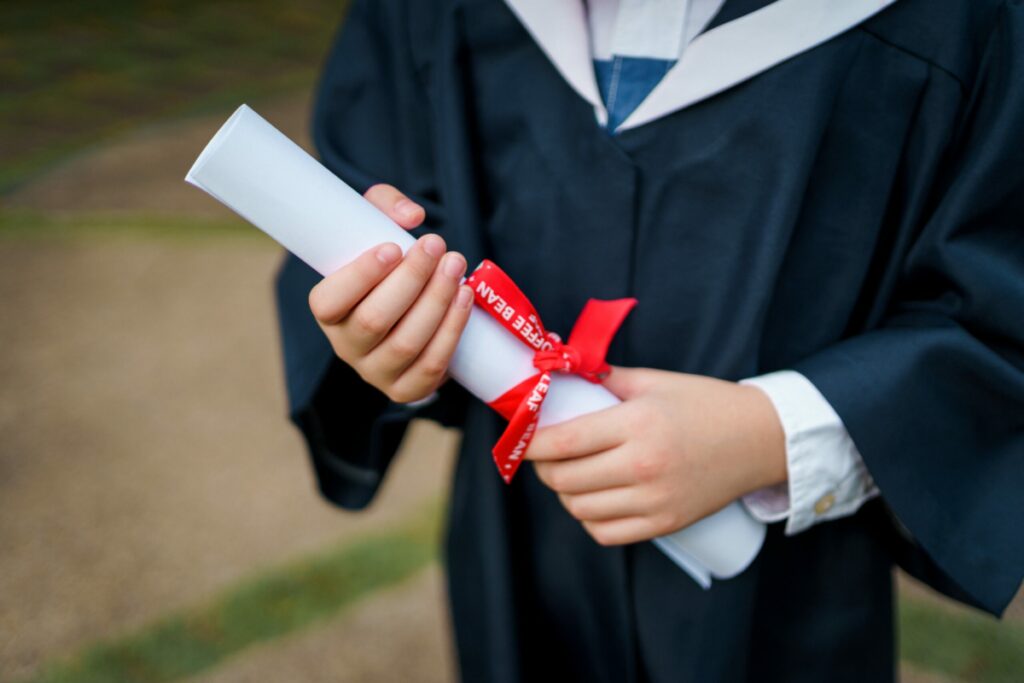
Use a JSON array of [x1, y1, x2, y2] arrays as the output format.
[[464, 260, 637, 484]]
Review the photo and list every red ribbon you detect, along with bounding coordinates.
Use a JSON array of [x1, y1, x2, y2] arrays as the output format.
[[464, 260, 637, 484]]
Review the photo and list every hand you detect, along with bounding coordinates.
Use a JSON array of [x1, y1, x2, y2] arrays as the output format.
[[307, 183, 474, 403], [524, 366, 787, 546]]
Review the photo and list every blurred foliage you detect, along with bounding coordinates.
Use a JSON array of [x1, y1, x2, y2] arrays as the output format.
[[0, 0, 349, 193], [19, 498, 443, 683]]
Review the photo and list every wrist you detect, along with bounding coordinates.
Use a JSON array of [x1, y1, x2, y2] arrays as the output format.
[[736, 383, 788, 493]]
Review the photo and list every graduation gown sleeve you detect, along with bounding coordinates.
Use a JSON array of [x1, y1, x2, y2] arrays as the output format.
[[792, 1, 1024, 616], [272, 0, 468, 510]]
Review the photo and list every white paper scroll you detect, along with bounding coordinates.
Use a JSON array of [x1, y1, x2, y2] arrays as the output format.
[[186, 104, 766, 587]]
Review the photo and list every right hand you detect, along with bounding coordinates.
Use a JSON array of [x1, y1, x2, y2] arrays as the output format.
[[308, 183, 474, 404]]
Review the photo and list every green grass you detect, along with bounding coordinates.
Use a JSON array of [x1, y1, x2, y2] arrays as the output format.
[[19, 498, 444, 683], [900, 597, 1024, 683], [0, 209, 261, 243], [0, 0, 350, 193]]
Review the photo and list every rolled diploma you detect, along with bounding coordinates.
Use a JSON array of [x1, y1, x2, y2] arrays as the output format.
[[186, 104, 766, 588]]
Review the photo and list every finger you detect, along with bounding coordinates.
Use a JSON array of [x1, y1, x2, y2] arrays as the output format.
[[525, 406, 626, 462], [600, 365, 655, 401], [532, 447, 636, 494], [308, 242, 403, 325], [364, 183, 425, 229], [582, 517, 662, 546], [558, 487, 646, 522], [389, 284, 474, 398], [340, 233, 446, 354], [361, 250, 467, 380]]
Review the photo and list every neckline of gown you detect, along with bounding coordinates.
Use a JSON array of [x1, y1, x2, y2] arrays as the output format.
[[501, 0, 901, 133]]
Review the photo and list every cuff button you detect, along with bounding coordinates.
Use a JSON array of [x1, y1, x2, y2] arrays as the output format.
[[814, 493, 836, 516]]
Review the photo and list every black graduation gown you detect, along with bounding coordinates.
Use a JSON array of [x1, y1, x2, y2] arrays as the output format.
[[272, 0, 1024, 681]]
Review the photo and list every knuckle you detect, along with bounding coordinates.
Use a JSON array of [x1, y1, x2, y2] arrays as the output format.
[[632, 452, 665, 482], [532, 462, 551, 485], [307, 286, 331, 322], [330, 342, 354, 366], [657, 510, 682, 535], [545, 466, 562, 490], [351, 307, 388, 337], [353, 365, 384, 391], [386, 336, 420, 360], [551, 429, 577, 457], [588, 526, 615, 547], [566, 497, 589, 520], [384, 385, 416, 404], [547, 466, 570, 492], [417, 355, 449, 380]]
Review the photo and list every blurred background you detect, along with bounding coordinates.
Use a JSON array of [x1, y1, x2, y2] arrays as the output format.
[[0, 2, 1020, 682]]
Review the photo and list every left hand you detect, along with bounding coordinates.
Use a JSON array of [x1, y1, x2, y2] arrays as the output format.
[[524, 365, 787, 546]]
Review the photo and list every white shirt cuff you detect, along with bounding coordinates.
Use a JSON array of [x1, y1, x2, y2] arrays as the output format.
[[739, 370, 879, 535], [396, 390, 440, 410]]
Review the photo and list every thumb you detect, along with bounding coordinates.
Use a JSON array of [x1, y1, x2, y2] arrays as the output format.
[[364, 183, 425, 229], [600, 365, 650, 400]]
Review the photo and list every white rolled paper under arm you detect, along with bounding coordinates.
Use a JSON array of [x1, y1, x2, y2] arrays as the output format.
[[186, 104, 766, 587]]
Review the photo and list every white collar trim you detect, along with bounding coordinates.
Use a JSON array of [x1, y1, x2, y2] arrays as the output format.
[[503, 0, 900, 132], [502, 0, 609, 127]]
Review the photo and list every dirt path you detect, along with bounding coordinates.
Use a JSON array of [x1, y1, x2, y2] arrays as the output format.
[[0, 236, 457, 680], [0, 88, 463, 682]]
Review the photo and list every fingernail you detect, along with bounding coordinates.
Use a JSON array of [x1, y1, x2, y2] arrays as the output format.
[[456, 285, 473, 309], [376, 243, 401, 264], [421, 234, 445, 258], [442, 252, 466, 278], [395, 198, 422, 220]]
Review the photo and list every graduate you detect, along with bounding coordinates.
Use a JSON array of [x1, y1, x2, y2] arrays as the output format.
[[273, 0, 1024, 680]]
